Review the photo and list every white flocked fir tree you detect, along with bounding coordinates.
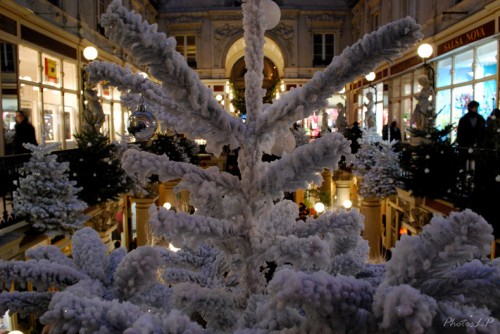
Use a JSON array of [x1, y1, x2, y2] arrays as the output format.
[[352, 128, 403, 198], [0, 1, 499, 333], [12, 143, 87, 237]]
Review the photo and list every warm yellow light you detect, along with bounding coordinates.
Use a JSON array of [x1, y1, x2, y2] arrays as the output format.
[[195, 138, 207, 146], [339, 87, 346, 94], [163, 202, 172, 210], [168, 243, 181, 252], [417, 43, 433, 59], [9, 331, 24, 334], [83, 46, 98, 61], [314, 202, 325, 213], [342, 199, 352, 209], [215, 94, 223, 101], [365, 72, 376, 82]]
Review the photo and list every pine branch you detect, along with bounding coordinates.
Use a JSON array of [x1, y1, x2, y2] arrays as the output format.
[[121, 149, 240, 193], [255, 133, 351, 198], [99, 0, 245, 153], [0, 291, 53, 317], [26, 245, 76, 269], [113, 247, 162, 300], [150, 209, 242, 249], [265, 269, 375, 332], [242, 0, 266, 122], [71, 227, 110, 284], [0, 260, 89, 288], [373, 283, 437, 333]]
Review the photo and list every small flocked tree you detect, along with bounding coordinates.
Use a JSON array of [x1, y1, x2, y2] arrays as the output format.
[[352, 129, 403, 198], [0, 1, 498, 333], [12, 143, 87, 237]]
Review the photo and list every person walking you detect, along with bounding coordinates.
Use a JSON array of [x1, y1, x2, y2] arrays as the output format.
[[456, 100, 485, 148], [13, 110, 37, 154]]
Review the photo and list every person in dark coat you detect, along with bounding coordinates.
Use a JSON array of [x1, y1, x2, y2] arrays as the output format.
[[456, 100, 485, 148], [389, 121, 402, 142], [13, 110, 37, 154]]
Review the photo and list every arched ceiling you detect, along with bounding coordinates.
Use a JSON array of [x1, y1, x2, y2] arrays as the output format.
[[225, 36, 285, 78]]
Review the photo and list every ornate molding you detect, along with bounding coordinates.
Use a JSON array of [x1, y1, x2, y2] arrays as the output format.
[[167, 15, 202, 24], [213, 23, 242, 51], [306, 14, 344, 22], [210, 15, 243, 21], [272, 22, 294, 57]]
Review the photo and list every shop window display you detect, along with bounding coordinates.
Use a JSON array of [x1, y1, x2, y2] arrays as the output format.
[[19, 45, 39, 83], [475, 41, 497, 80], [453, 50, 473, 85], [436, 57, 452, 88]]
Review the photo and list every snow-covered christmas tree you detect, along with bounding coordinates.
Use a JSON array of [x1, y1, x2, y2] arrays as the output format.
[[12, 143, 87, 237], [70, 82, 132, 207], [352, 129, 403, 199], [0, 1, 498, 333]]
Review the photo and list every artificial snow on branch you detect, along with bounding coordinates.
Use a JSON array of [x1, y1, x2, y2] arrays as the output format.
[[256, 132, 351, 197], [121, 149, 239, 192], [100, 0, 246, 153]]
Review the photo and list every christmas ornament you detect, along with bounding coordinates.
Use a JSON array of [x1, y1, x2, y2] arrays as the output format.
[[128, 104, 158, 141], [262, 0, 281, 30], [495, 175, 500, 182]]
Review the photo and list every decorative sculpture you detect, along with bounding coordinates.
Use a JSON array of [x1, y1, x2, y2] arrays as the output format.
[[412, 75, 435, 130], [364, 91, 376, 128]]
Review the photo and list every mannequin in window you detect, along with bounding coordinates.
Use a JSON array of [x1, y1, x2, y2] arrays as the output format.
[[412, 75, 435, 131], [364, 91, 376, 129]]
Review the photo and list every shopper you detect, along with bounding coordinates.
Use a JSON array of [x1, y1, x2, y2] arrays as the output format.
[[456, 100, 485, 148], [13, 110, 37, 154], [389, 121, 402, 142]]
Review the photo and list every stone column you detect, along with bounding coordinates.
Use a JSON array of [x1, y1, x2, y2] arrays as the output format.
[[335, 180, 351, 208], [159, 180, 179, 208], [320, 168, 333, 207], [129, 196, 157, 247], [360, 197, 382, 259]]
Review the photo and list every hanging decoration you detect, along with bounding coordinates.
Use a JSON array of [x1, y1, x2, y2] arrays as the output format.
[[262, 0, 281, 30], [127, 104, 158, 141]]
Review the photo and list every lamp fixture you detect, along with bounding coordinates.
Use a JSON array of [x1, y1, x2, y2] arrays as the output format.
[[314, 202, 325, 214], [365, 72, 376, 82], [417, 43, 433, 59], [83, 46, 98, 61], [417, 43, 435, 89], [342, 199, 352, 209], [365, 72, 377, 104]]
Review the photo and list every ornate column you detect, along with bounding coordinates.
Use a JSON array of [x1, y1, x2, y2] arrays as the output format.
[[320, 168, 333, 207], [159, 180, 179, 208], [129, 196, 157, 247], [335, 180, 351, 208], [360, 197, 382, 258]]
